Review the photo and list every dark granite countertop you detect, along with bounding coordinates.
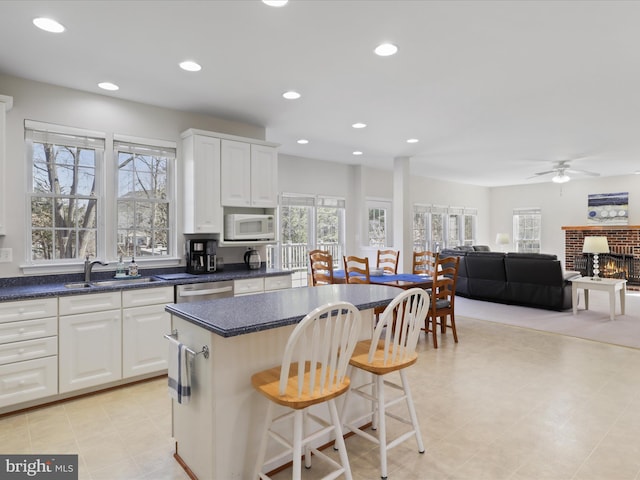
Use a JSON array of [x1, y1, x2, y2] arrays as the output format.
[[0, 266, 291, 302], [165, 284, 402, 337]]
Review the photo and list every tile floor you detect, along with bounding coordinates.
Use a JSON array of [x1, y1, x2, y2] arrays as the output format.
[[3, 316, 640, 479]]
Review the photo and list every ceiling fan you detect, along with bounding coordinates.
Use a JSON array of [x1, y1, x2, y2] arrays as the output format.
[[530, 160, 600, 184]]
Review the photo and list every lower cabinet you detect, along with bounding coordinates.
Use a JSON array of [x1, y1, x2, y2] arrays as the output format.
[[0, 297, 58, 408], [59, 308, 122, 394], [234, 274, 292, 296], [122, 287, 173, 378]]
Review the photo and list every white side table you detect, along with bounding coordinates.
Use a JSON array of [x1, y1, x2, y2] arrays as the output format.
[[571, 277, 627, 321]]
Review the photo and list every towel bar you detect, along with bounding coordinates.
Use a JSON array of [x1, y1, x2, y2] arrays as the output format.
[[165, 330, 210, 359]]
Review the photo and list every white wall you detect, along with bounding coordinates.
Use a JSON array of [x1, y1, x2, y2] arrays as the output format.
[[490, 175, 640, 263]]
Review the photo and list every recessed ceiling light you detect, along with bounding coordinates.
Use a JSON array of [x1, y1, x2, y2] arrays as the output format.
[[374, 43, 398, 56], [179, 61, 202, 72], [98, 82, 119, 91], [33, 17, 65, 33], [263, 0, 288, 6], [282, 91, 301, 100], [406, 138, 419, 144], [352, 122, 367, 129], [352, 151, 363, 156], [297, 139, 309, 144]]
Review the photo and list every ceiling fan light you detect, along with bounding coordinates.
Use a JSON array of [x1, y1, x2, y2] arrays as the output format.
[[552, 173, 570, 184]]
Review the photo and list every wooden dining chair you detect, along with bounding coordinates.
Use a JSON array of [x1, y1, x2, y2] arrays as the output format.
[[377, 249, 400, 274], [309, 249, 334, 286], [252, 301, 361, 480], [412, 250, 438, 275], [340, 288, 428, 479], [343, 255, 370, 284], [424, 255, 460, 348]]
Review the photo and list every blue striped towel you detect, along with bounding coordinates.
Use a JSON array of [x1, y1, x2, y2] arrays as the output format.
[[167, 336, 192, 404]]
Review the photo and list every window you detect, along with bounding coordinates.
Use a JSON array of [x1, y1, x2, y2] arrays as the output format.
[[115, 138, 175, 258], [413, 205, 477, 251], [513, 208, 541, 253], [26, 121, 105, 262], [25, 121, 177, 269], [463, 208, 478, 246], [270, 194, 345, 287], [367, 200, 391, 247]]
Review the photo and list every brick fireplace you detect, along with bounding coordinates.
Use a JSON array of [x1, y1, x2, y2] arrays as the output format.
[[563, 225, 640, 286]]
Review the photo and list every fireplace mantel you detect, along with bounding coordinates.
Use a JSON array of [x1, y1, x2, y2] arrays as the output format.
[[562, 225, 640, 231]]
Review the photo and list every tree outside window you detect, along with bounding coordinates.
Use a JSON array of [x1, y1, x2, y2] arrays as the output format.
[[27, 124, 103, 261], [115, 141, 173, 258]]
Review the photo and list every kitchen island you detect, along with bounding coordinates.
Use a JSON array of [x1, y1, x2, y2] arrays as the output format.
[[165, 284, 402, 480]]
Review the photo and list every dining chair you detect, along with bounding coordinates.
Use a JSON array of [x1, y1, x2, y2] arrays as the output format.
[[424, 255, 460, 348], [343, 255, 371, 284], [412, 250, 438, 275], [340, 288, 428, 479], [377, 249, 400, 274], [251, 301, 362, 480], [309, 249, 334, 286]]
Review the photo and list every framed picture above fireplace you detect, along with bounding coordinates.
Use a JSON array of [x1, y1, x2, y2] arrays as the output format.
[[587, 192, 628, 225]]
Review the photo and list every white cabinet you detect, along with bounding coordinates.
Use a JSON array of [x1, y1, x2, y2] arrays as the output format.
[[182, 133, 222, 233], [233, 277, 264, 296], [221, 140, 278, 208], [59, 293, 122, 393], [0, 297, 57, 408], [264, 275, 292, 291], [234, 274, 292, 296], [122, 287, 173, 378], [0, 95, 13, 236]]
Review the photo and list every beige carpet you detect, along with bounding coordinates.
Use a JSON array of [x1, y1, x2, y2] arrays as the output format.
[[455, 289, 640, 349]]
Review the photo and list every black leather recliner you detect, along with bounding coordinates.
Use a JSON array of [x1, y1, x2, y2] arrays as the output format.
[[440, 249, 578, 311]]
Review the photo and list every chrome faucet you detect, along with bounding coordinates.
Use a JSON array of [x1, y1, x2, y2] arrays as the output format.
[[84, 255, 108, 283]]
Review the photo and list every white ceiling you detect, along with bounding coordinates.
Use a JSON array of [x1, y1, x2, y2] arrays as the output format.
[[1, 0, 639, 187]]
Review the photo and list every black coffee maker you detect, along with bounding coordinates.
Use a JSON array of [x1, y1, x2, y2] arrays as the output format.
[[186, 239, 217, 274]]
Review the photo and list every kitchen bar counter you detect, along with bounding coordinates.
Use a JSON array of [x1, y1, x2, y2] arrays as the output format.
[[168, 284, 401, 480], [165, 283, 400, 337]]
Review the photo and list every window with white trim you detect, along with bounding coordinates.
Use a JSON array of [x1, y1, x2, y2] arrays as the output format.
[[115, 138, 174, 258], [513, 207, 541, 253], [413, 205, 477, 251], [26, 121, 105, 262], [367, 199, 391, 248], [271, 194, 346, 287]]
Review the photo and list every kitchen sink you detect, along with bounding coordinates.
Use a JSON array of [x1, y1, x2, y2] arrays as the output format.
[[90, 277, 159, 287], [64, 282, 93, 289], [64, 277, 159, 289]]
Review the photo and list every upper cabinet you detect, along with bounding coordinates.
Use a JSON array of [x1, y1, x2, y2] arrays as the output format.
[[0, 95, 13, 236], [182, 129, 279, 235], [182, 133, 222, 234], [221, 140, 278, 208]]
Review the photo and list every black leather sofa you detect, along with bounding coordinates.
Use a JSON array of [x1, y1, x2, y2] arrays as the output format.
[[440, 249, 580, 311]]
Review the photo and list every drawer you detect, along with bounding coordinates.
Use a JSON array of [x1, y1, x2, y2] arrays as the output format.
[[0, 337, 57, 366], [0, 356, 58, 408], [59, 291, 121, 316], [234, 278, 264, 296], [0, 298, 57, 324], [123, 286, 174, 308], [264, 275, 292, 291], [0, 317, 57, 345]]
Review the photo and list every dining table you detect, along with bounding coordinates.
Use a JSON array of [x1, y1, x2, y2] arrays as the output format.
[[332, 269, 433, 290]]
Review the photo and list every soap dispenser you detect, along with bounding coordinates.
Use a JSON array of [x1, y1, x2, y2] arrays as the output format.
[[128, 256, 138, 277]]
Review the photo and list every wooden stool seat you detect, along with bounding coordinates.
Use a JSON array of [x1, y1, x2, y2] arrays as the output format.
[[349, 340, 418, 376]]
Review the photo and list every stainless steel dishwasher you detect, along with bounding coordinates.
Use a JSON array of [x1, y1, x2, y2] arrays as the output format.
[[175, 280, 234, 303]]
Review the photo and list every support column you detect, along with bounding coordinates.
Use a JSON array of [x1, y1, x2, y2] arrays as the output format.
[[0, 95, 14, 236], [393, 157, 412, 272]]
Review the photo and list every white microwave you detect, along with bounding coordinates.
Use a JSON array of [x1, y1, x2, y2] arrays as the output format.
[[224, 214, 276, 241]]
